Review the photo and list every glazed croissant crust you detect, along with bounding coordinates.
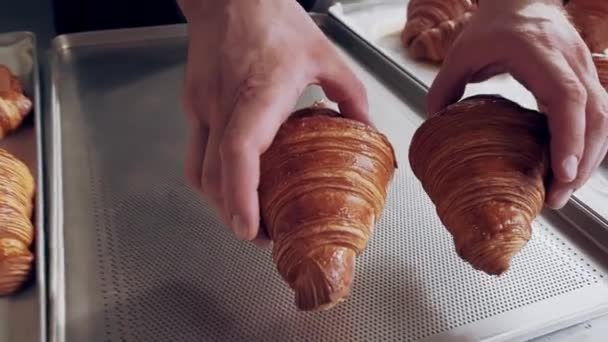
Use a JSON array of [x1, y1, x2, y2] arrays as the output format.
[[259, 106, 396, 311], [565, 0, 608, 53], [409, 95, 550, 275], [401, 0, 477, 62], [0, 65, 32, 139], [0, 148, 35, 295]]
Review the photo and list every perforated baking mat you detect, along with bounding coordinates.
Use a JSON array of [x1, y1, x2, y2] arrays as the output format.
[[329, 0, 608, 231], [46, 15, 608, 342], [0, 31, 45, 342]]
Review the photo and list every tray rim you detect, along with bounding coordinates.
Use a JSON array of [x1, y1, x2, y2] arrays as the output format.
[[0, 29, 46, 342], [44, 15, 608, 342]]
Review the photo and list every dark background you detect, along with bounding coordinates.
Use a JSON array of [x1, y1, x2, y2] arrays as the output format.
[[52, 0, 319, 34]]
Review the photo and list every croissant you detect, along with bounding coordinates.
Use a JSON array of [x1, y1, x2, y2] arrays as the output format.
[[0, 65, 33, 139], [401, 0, 477, 62], [409, 95, 550, 275], [593, 53, 608, 88], [259, 105, 397, 311], [565, 0, 608, 53], [0, 148, 35, 295]]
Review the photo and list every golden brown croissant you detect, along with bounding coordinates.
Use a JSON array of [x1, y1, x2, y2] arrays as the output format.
[[565, 0, 608, 53], [401, 0, 477, 62], [0, 65, 33, 139], [593, 53, 608, 88], [0, 148, 35, 295], [409, 95, 550, 275], [259, 105, 397, 311]]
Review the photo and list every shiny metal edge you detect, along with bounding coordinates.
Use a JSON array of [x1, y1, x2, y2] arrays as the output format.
[[50, 24, 187, 52], [29, 30, 47, 342], [325, 5, 608, 243], [47, 50, 64, 342]]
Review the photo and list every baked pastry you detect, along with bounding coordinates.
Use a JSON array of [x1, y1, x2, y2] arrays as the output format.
[[565, 0, 608, 53], [259, 105, 397, 311], [0, 148, 35, 295], [409, 95, 550, 275], [0, 65, 33, 138], [401, 0, 477, 62], [593, 53, 608, 88]]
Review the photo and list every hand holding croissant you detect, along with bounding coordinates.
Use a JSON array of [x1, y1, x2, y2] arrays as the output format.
[[259, 105, 396, 310], [427, 0, 608, 210]]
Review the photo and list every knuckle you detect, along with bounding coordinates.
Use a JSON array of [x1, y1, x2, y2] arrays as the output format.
[[220, 134, 251, 162], [560, 78, 587, 103]]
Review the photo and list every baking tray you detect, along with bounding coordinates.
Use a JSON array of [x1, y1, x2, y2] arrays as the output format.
[[0, 31, 46, 342], [329, 0, 608, 231], [46, 14, 608, 342]]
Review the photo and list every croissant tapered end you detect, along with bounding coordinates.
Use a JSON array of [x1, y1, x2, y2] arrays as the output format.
[[293, 247, 355, 311], [409, 95, 550, 275], [593, 53, 608, 88], [259, 106, 396, 310]]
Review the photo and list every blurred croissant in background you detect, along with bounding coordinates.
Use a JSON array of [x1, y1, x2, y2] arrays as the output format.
[[0, 65, 32, 139], [565, 0, 608, 53], [401, 0, 477, 62], [0, 148, 35, 295], [593, 53, 608, 88], [409, 95, 551, 275], [259, 105, 396, 311]]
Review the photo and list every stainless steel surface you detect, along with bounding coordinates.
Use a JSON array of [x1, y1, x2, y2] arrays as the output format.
[[0, 31, 45, 342], [329, 0, 608, 231], [47, 16, 608, 342]]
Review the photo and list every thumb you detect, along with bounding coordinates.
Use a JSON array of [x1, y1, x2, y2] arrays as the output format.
[[220, 75, 301, 241]]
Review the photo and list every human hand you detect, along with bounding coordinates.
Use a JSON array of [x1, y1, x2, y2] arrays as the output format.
[[427, 0, 608, 209], [177, 0, 370, 243]]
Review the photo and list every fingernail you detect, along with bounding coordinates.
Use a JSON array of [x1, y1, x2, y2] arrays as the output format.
[[561, 155, 578, 182], [231, 215, 249, 240], [550, 188, 574, 209]]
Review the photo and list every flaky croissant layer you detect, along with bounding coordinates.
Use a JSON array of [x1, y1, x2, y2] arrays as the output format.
[[259, 106, 396, 311], [593, 53, 608, 88], [401, 0, 476, 62], [409, 95, 550, 275], [0, 65, 32, 139], [0, 148, 35, 295]]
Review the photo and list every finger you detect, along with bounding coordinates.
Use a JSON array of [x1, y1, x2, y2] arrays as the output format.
[[221, 75, 301, 241], [426, 36, 489, 116], [317, 58, 370, 125], [570, 72, 608, 190], [507, 51, 586, 185], [201, 126, 227, 222], [185, 121, 209, 190]]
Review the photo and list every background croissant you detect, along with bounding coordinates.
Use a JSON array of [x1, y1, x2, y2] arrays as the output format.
[[401, 0, 477, 62], [593, 53, 608, 88], [565, 0, 608, 53], [0, 65, 33, 139], [409, 95, 550, 275], [259, 105, 396, 311], [0, 148, 35, 295]]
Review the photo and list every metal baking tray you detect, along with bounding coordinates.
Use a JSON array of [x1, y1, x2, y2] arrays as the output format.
[[0, 31, 46, 342], [329, 0, 608, 232], [46, 14, 608, 342]]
